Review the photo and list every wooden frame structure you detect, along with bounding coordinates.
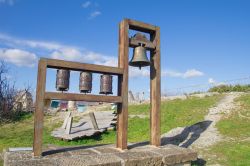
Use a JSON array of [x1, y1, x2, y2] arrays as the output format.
[[117, 19, 161, 149], [33, 19, 160, 157]]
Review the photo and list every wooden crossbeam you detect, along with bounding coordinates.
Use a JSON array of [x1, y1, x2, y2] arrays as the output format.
[[127, 19, 157, 34], [43, 58, 123, 75], [44, 92, 122, 103]]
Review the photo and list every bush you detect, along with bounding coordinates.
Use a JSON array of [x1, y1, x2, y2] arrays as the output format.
[[208, 84, 250, 93]]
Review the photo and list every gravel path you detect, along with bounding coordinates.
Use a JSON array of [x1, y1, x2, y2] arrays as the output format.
[[161, 93, 242, 149], [190, 93, 241, 149]]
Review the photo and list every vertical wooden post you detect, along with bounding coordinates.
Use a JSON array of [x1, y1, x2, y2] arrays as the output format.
[[150, 27, 161, 146], [117, 19, 129, 150], [33, 59, 47, 156]]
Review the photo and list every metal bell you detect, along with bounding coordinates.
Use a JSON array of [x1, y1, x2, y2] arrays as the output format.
[[79, 72, 92, 93], [129, 44, 150, 69], [100, 74, 113, 95], [56, 69, 70, 91]]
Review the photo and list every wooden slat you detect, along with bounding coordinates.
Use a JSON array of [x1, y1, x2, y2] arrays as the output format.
[[89, 112, 99, 130], [116, 19, 129, 150], [33, 59, 47, 157], [44, 92, 122, 103], [128, 19, 157, 34], [150, 27, 161, 146], [65, 117, 73, 134], [43, 58, 123, 75]]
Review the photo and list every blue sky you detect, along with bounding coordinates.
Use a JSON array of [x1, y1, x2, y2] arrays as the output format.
[[0, 0, 250, 96]]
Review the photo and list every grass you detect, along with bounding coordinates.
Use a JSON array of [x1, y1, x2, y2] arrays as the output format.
[[0, 95, 221, 165], [208, 94, 250, 166]]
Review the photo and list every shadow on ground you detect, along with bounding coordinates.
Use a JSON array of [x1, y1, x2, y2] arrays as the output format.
[[161, 120, 212, 148], [129, 120, 212, 166], [129, 120, 212, 149], [43, 120, 212, 165]]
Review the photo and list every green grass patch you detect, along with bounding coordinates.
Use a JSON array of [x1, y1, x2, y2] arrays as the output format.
[[128, 95, 221, 142], [208, 94, 250, 165], [210, 141, 250, 166], [0, 94, 221, 166], [216, 94, 250, 138]]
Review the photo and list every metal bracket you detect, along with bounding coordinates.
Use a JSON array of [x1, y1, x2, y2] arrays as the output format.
[[129, 33, 156, 50]]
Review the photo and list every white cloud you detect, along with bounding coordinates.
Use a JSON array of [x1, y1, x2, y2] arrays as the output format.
[[183, 69, 204, 78], [208, 78, 216, 84], [129, 67, 149, 78], [0, 48, 37, 67], [129, 68, 204, 78], [162, 70, 182, 77], [162, 69, 204, 78], [208, 78, 227, 86], [0, 33, 116, 67], [88, 11, 101, 19], [82, 1, 91, 8], [51, 49, 117, 67], [0, 33, 204, 79], [0, 33, 63, 50]]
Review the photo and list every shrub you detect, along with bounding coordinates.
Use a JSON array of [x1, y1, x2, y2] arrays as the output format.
[[208, 84, 250, 93]]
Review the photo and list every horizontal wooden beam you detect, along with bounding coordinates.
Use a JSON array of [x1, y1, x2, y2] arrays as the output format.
[[44, 92, 122, 103], [127, 19, 157, 34], [42, 58, 123, 75]]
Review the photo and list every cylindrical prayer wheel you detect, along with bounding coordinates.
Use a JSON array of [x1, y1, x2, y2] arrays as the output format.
[[100, 74, 113, 95], [79, 72, 92, 93], [56, 69, 70, 91]]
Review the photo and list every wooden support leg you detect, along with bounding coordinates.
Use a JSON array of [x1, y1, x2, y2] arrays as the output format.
[[33, 59, 47, 157], [117, 19, 129, 150], [150, 27, 161, 146]]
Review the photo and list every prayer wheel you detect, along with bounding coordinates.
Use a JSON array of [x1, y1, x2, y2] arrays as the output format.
[[79, 72, 92, 93], [56, 69, 70, 91], [100, 74, 113, 95]]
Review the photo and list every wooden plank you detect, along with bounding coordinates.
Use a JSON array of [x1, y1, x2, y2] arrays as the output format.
[[150, 27, 161, 146], [65, 117, 73, 134], [33, 59, 47, 156], [89, 112, 99, 130], [44, 92, 122, 103], [44, 58, 123, 75], [128, 19, 157, 34], [116, 19, 129, 150]]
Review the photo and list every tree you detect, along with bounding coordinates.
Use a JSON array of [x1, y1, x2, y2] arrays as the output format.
[[0, 61, 18, 122]]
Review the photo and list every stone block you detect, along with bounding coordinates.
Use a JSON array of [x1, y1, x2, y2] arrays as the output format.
[[56, 156, 97, 166], [69, 149, 99, 156], [90, 154, 122, 166], [114, 151, 162, 166], [150, 145, 197, 165], [6, 159, 57, 166], [93, 147, 121, 154]]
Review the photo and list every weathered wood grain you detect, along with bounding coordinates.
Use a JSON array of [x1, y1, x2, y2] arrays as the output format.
[[44, 92, 122, 103], [116, 19, 129, 150], [89, 112, 99, 130], [150, 27, 161, 146], [128, 19, 157, 34], [33, 59, 47, 157]]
